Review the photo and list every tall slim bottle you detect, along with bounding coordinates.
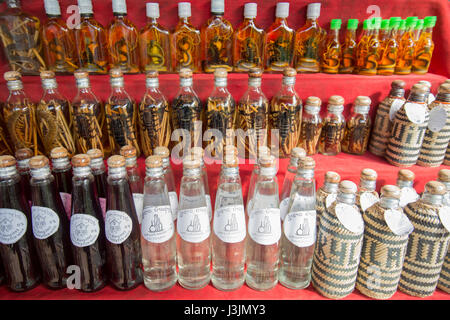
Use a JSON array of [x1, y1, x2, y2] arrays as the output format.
[[320, 19, 341, 74], [358, 17, 381, 75], [377, 17, 401, 76], [412, 16, 437, 74], [315, 171, 340, 228], [341, 96, 372, 155], [339, 19, 358, 74], [15, 148, 33, 204], [154, 146, 178, 222], [246, 146, 271, 214], [298, 96, 322, 155], [86, 148, 108, 216], [395, 17, 418, 75], [50, 147, 72, 218], [190, 147, 212, 222]]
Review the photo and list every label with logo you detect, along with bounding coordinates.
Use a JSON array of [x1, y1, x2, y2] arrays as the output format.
[[206, 194, 212, 221], [141, 205, 174, 243], [248, 208, 281, 246], [399, 187, 419, 208], [360, 192, 379, 212], [0, 208, 27, 245], [99, 197, 106, 218], [405, 102, 427, 125], [105, 210, 133, 244], [32, 206, 60, 240], [438, 206, 450, 232], [132, 193, 144, 224], [335, 203, 364, 234], [283, 210, 316, 247], [60, 192, 72, 219], [177, 207, 210, 243], [279, 197, 290, 221], [389, 99, 405, 121], [70, 214, 100, 247], [213, 205, 246, 243], [384, 209, 414, 236], [428, 106, 447, 133], [168, 191, 178, 221]]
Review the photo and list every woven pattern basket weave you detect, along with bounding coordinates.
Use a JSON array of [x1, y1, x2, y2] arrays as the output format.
[[437, 250, 450, 293], [369, 97, 400, 157], [444, 143, 450, 166]]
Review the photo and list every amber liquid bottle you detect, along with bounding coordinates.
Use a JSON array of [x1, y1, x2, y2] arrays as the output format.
[[321, 19, 341, 74], [395, 17, 418, 75], [377, 17, 401, 76], [354, 19, 370, 74], [412, 16, 436, 74], [339, 19, 358, 74], [342, 96, 372, 155], [0, 155, 40, 292], [319, 95, 345, 156], [0, 126, 13, 156], [298, 96, 322, 155], [15, 148, 33, 204], [50, 147, 72, 218], [358, 18, 381, 76], [86, 148, 108, 216]]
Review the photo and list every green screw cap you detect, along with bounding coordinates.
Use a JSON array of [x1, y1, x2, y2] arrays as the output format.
[[415, 19, 424, 30], [330, 19, 342, 30], [399, 19, 406, 30], [381, 19, 390, 30], [363, 19, 369, 30], [405, 16, 418, 29], [424, 16, 437, 28], [347, 18, 358, 30], [372, 17, 382, 29], [389, 17, 401, 29]]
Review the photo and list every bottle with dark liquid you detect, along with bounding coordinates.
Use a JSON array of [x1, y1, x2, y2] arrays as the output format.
[[29, 155, 72, 289], [298, 96, 322, 155], [15, 148, 33, 204], [342, 96, 372, 155], [69, 154, 107, 292], [86, 148, 108, 217], [105, 155, 142, 290], [50, 147, 72, 218], [0, 155, 40, 292], [319, 95, 346, 156]]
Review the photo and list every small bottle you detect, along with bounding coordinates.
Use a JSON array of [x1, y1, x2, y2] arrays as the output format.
[[15, 148, 33, 204], [413, 19, 424, 41], [397, 19, 406, 43], [280, 157, 316, 289], [396, 169, 420, 209], [395, 16, 419, 75], [212, 154, 246, 291], [269, 67, 302, 158], [177, 156, 211, 290], [42, 0, 78, 73], [69, 154, 107, 292], [105, 155, 142, 290], [315, 171, 340, 228], [3, 71, 39, 155], [437, 169, 450, 293], [298, 96, 322, 155], [0, 155, 40, 292], [246, 146, 271, 213], [86, 148, 107, 216], [154, 146, 178, 222], [294, 3, 325, 73], [233, 3, 264, 72], [378, 19, 390, 45], [412, 16, 437, 74], [107, 0, 140, 73], [399, 181, 450, 297], [264, 2, 294, 72], [342, 96, 372, 155], [339, 19, 358, 74], [74, 0, 109, 74], [141, 156, 177, 292], [139, 3, 171, 73], [377, 17, 401, 76], [321, 19, 342, 74], [355, 168, 379, 213], [172, 2, 201, 72], [237, 68, 269, 159], [319, 95, 346, 156], [29, 155, 72, 289], [120, 145, 144, 224], [201, 0, 233, 72], [246, 155, 281, 291], [190, 147, 212, 222], [369, 80, 406, 156], [354, 19, 371, 74], [358, 17, 381, 75], [50, 147, 72, 218]]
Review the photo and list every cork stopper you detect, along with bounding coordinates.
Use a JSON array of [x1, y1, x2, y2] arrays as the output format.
[[291, 147, 306, 159], [107, 155, 126, 168], [86, 148, 103, 160], [4, 71, 21, 81], [146, 70, 159, 78], [417, 80, 431, 89], [71, 154, 90, 168], [381, 185, 401, 199], [183, 155, 201, 169], [0, 155, 16, 168], [74, 70, 89, 79], [29, 156, 49, 169], [360, 168, 377, 181], [249, 68, 263, 78], [323, 171, 340, 184], [438, 169, 450, 183], [283, 67, 296, 77], [424, 181, 446, 195], [398, 169, 415, 181], [145, 155, 162, 169], [259, 155, 276, 168], [339, 180, 358, 194], [15, 148, 33, 161], [214, 68, 227, 78], [179, 68, 192, 78], [153, 146, 170, 159], [109, 68, 123, 78], [50, 147, 69, 160], [354, 96, 371, 106], [305, 96, 321, 106], [328, 95, 345, 106], [120, 145, 137, 159], [40, 70, 55, 79], [410, 84, 428, 95], [298, 156, 315, 170], [438, 83, 450, 94], [392, 80, 406, 89]]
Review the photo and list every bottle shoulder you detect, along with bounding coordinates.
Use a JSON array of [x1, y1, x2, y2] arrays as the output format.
[[266, 21, 294, 35], [108, 17, 138, 33], [79, 17, 105, 31], [140, 23, 170, 36], [236, 21, 264, 35]]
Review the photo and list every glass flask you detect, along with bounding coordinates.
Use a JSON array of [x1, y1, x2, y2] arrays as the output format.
[[412, 16, 436, 74], [319, 95, 345, 156], [377, 17, 401, 76], [395, 17, 418, 75], [320, 19, 341, 74]]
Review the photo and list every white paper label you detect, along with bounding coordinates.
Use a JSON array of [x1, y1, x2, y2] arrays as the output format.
[[428, 93, 436, 105], [0, 208, 27, 245], [177, 207, 210, 243], [70, 214, 100, 247], [438, 206, 450, 232], [206, 194, 212, 221], [105, 210, 133, 244], [283, 210, 316, 247], [169, 191, 178, 221], [213, 205, 246, 243], [60, 192, 72, 219], [428, 106, 447, 133], [405, 102, 427, 125], [335, 203, 364, 234], [384, 209, 414, 236], [279, 197, 290, 221], [325, 193, 337, 209], [99, 197, 106, 219], [32, 206, 60, 240], [399, 187, 419, 208], [389, 99, 405, 121], [141, 205, 174, 243], [360, 192, 379, 212], [248, 208, 281, 245], [132, 193, 144, 224]]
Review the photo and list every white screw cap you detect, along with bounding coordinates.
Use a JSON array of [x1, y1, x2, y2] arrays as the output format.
[[44, 0, 61, 16], [244, 3, 257, 19], [112, 0, 127, 14], [211, 0, 224, 14], [146, 3, 159, 18], [307, 3, 321, 19], [178, 2, 191, 18], [276, 2, 289, 18], [78, 0, 93, 14]]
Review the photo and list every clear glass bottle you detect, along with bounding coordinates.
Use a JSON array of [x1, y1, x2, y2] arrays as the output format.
[[298, 96, 322, 155], [154, 146, 178, 222], [321, 19, 341, 74], [280, 156, 316, 289], [377, 17, 401, 76], [339, 19, 358, 74], [246, 146, 271, 214], [342, 96, 372, 155], [15, 148, 33, 204], [358, 17, 381, 75], [105, 155, 142, 290], [246, 155, 281, 291], [86, 148, 107, 216], [395, 16, 418, 75], [319, 95, 345, 156], [190, 147, 212, 222], [316, 171, 340, 228], [412, 16, 436, 74], [69, 154, 107, 292], [177, 156, 211, 290], [355, 168, 379, 213], [141, 155, 177, 291], [50, 147, 72, 218], [396, 169, 419, 208]]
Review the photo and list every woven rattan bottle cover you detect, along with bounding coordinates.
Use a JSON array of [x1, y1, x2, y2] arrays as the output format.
[[438, 168, 450, 293], [316, 171, 341, 228]]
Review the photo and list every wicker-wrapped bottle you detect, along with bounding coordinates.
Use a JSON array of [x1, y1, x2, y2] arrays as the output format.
[[399, 181, 450, 297], [437, 169, 450, 293], [342, 96, 372, 155], [397, 169, 420, 208], [319, 95, 345, 156], [315, 171, 340, 229], [355, 168, 379, 214], [385, 84, 430, 167], [368, 80, 406, 157], [356, 185, 413, 299], [311, 180, 364, 299]]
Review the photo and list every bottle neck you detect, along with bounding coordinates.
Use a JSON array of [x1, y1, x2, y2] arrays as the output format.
[[30, 166, 52, 180], [346, 29, 356, 39], [353, 105, 370, 115], [73, 166, 91, 178], [146, 17, 158, 25], [90, 159, 105, 174], [52, 157, 71, 172], [389, 87, 405, 98], [183, 167, 202, 178], [146, 77, 160, 90], [337, 191, 356, 205], [259, 166, 277, 178], [47, 14, 62, 19], [180, 77, 193, 88], [211, 13, 224, 19], [179, 17, 192, 25], [274, 17, 288, 26], [113, 13, 127, 19], [324, 182, 339, 193], [81, 13, 94, 19], [214, 77, 228, 88], [421, 192, 443, 206], [330, 29, 339, 40], [146, 167, 163, 178], [359, 179, 376, 192], [248, 77, 262, 88], [76, 77, 91, 91], [243, 17, 255, 25], [221, 166, 239, 178], [7, 0, 21, 9], [306, 17, 319, 27], [436, 93, 450, 103], [380, 196, 400, 209], [295, 168, 314, 180], [282, 76, 296, 88], [407, 92, 427, 103], [110, 77, 125, 91], [108, 167, 127, 179], [0, 166, 18, 179], [304, 104, 320, 115], [397, 179, 413, 188], [389, 28, 399, 39]]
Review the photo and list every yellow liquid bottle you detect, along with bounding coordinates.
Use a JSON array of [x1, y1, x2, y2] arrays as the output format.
[[395, 16, 418, 75], [321, 19, 341, 74], [378, 17, 401, 76], [358, 17, 381, 76], [339, 19, 358, 74], [355, 19, 370, 74], [412, 16, 436, 75]]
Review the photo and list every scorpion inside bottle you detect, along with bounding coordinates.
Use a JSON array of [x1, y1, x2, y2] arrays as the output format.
[[342, 96, 372, 155], [319, 95, 345, 156], [298, 96, 322, 156]]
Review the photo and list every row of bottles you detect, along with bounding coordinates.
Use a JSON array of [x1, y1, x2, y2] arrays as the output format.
[[0, 0, 437, 75]]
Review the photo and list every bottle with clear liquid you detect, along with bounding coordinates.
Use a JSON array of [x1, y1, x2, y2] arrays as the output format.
[[355, 168, 379, 214], [177, 156, 211, 290], [246, 155, 281, 291], [212, 155, 246, 291], [86, 148, 108, 216], [50, 147, 72, 218], [280, 156, 316, 289], [246, 146, 270, 214], [396, 169, 419, 208], [154, 146, 178, 222], [190, 147, 212, 222], [15, 148, 33, 204], [141, 156, 177, 292]]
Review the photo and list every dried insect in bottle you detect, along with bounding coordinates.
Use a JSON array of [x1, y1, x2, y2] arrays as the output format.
[[298, 96, 322, 155], [412, 16, 436, 75], [377, 17, 401, 76], [342, 96, 372, 155], [15, 148, 33, 204], [339, 19, 358, 74], [315, 171, 340, 229], [320, 19, 341, 74], [395, 17, 418, 75], [355, 168, 379, 213], [319, 95, 345, 156]]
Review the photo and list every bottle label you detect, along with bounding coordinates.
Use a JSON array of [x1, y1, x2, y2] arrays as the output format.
[[428, 106, 447, 133], [99, 197, 106, 219], [206, 194, 212, 221], [0, 208, 28, 245], [279, 197, 290, 221], [213, 205, 246, 243], [283, 210, 316, 247], [169, 191, 178, 221], [438, 206, 450, 232], [105, 210, 133, 244], [70, 214, 100, 247], [360, 192, 379, 212], [399, 187, 419, 208], [335, 203, 364, 234], [31, 206, 60, 240], [404, 102, 427, 124], [384, 209, 414, 236], [60, 192, 72, 219], [248, 208, 281, 246], [132, 193, 144, 224], [389, 99, 405, 121], [428, 94, 436, 105], [177, 207, 210, 243], [141, 205, 174, 243], [325, 193, 337, 209]]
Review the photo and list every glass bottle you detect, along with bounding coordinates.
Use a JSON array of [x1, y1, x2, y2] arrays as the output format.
[[139, 70, 172, 157], [212, 155, 246, 291], [378, 19, 390, 47], [237, 68, 269, 159], [316, 171, 340, 228], [107, 0, 140, 73], [395, 16, 418, 75], [0, 155, 40, 292], [0, 124, 13, 156], [355, 168, 379, 213], [3, 71, 39, 155], [37, 71, 75, 157], [412, 16, 437, 74], [246, 146, 271, 214], [29, 155, 72, 289], [69, 154, 107, 292], [139, 3, 171, 73], [177, 156, 211, 290], [154, 146, 178, 222], [141, 156, 177, 292], [246, 155, 281, 291], [86, 148, 107, 216], [413, 19, 424, 42], [105, 155, 142, 290], [190, 147, 212, 222], [358, 17, 381, 75], [321, 19, 341, 74], [74, 0, 109, 74], [42, 0, 78, 73], [354, 19, 370, 74], [270, 67, 302, 158], [105, 68, 140, 156], [396, 169, 419, 208], [171, 2, 201, 72], [15, 148, 33, 205], [264, 2, 294, 72], [298, 96, 322, 155], [280, 156, 316, 289], [417, 80, 435, 105], [50, 147, 72, 219], [377, 17, 401, 76], [342, 96, 372, 155], [233, 3, 264, 72], [339, 19, 358, 74], [397, 19, 406, 43], [319, 95, 346, 156], [0, 0, 45, 75]]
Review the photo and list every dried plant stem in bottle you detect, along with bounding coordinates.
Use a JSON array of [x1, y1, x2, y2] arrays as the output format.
[[0, 127, 13, 155], [298, 96, 322, 155], [342, 96, 372, 155], [319, 95, 345, 156]]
